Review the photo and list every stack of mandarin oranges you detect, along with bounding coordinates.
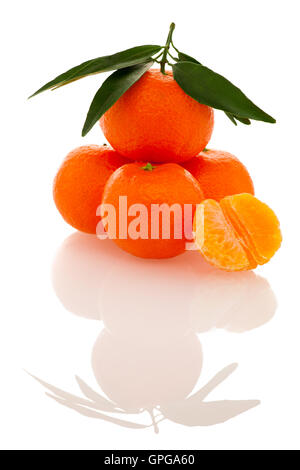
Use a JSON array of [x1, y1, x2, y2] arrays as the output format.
[[53, 68, 282, 271]]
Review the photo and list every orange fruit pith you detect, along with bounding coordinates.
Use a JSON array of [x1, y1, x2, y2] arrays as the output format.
[[182, 149, 254, 201], [193, 193, 282, 271], [102, 163, 204, 259], [53, 145, 129, 234], [100, 69, 214, 163]]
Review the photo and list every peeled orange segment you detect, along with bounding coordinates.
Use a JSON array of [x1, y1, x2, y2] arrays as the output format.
[[220, 194, 282, 266], [193, 194, 282, 272], [193, 199, 252, 271]]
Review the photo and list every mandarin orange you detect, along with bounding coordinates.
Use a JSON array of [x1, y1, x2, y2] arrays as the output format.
[[182, 149, 254, 201], [100, 69, 214, 163], [101, 162, 204, 258], [53, 145, 128, 234]]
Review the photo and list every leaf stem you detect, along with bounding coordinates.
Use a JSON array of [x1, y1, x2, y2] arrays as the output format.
[[160, 22, 176, 74], [171, 39, 180, 54], [147, 408, 159, 434], [153, 50, 164, 61], [167, 51, 178, 61]]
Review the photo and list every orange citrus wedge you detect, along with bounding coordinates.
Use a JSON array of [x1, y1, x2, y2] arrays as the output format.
[[193, 193, 282, 271]]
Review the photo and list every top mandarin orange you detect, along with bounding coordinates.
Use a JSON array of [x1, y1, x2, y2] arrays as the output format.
[[100, 69, 214, 163]]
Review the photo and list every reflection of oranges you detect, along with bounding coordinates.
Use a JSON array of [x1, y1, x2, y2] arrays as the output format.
[[193, 194, 282, 271], [53, 145, 128, 233], [100, 69, 214, 163], [102, 162, 204, 258], [182, 149, 254, 201], [92, 330, 202, 412]]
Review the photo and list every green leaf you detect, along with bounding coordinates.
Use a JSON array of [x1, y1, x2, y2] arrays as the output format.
[[178, 52, 201, 64], [173, 61, 275, 123], [225, 112, 251, 126], [225, 112, 237, 125], [29, 45, 161, 98], [234, 115, 251, 125], [82, 61, 153, 136]]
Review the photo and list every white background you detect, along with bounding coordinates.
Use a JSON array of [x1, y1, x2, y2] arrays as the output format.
[[1, 0, 300, 450]]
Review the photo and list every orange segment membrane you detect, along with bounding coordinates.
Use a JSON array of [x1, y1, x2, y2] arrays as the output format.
[[220, 197, 258, 267], [193, 199, 253, 271], [221, 194, 282, 265], [193, 194, 282, 272]]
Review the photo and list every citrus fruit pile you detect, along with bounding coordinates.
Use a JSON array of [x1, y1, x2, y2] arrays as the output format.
[[31, 24, 282, 271]]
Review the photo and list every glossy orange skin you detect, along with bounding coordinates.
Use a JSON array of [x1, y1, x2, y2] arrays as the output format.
[[102, 163, 204, 258], [53, 145, 128, 234], [182, 149, 254, 201], [100, 69, 214, 163]]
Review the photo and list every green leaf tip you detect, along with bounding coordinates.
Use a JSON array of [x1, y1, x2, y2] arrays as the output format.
[[29, 45, 162, 99], [173, 61, 276, 125], [81, 61, 153, 137], [225, 112, 237, 125]]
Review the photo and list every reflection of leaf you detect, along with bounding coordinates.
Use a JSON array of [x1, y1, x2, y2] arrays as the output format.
[[75, 376, 120, 412], [160, 363, 259, 426], [28, 373, 96, 407], [160, 400, 260, 426], [188, 363, 238, 402], [29, 364, 259, 431], [46, 393, 149, 429], [28, 372, 120, 414]]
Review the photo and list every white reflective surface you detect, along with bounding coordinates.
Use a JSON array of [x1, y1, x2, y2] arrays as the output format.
[[38, 233, 275, 432]]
